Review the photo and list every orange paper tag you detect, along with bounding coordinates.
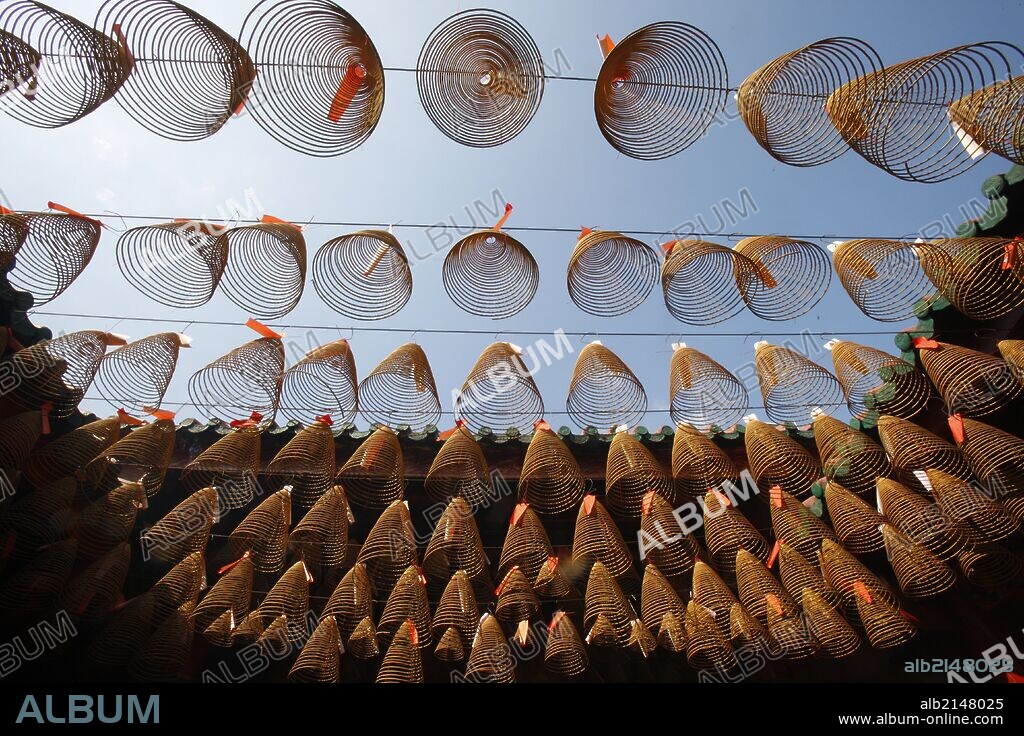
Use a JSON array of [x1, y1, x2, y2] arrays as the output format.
[[766, 593, 783, 617], [217, 550, 251, 575], [548, 611, 566, 632], [261, 214, 301, 230], [1003, 241, 1018, 270], [899, 608, 921, 623], [144, 407, 176, 421], [111, 23, 135, 70], [912, 337, 939, 350], [533, 419, 551, 432], [511, 502, 529, 526], [547, 555, 559, 572], [578, 226, 593, 240], [641, 490, 656, 516], [437, 419, 464, 442], [770, 485, 783, 508], [661, 240, 678, 256], [246, 318, 284, 340], [596, 34, 615, 58], [495, 566, 519, 596], [314, 414, 333, 426], [494, 202, 513, 231], [853, 580, 872, 603], [766, 540, 781, 569], [327, 62, 366, 122], [230, 411, 263, 428], [408, 620, 418, 646], [583, 495, 597, 516], [0, 205, 14, 216], [40, 402, 51, 435], [948, 413, 965, 444], [711, 487, 731, 508], [47, 201, 104, 228], [117, 408, 144, 426]]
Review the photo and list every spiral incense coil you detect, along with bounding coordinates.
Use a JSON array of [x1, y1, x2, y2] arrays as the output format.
[[59, 542, 131, 626], [424, 425, 489, 507], [217, 223, 306, 319], [432, 570, 479, 661], [87, 591, 164, 669], [375, 619, 422, 683], [495, 566, 540, 625], [733, 237, 831, 321], [957, 417, 1024, 506], [754, 342, 843, 425], [465, 613, 516, 683], [567, 343, 647, 432], [567, 230, 659, 317], [778, 543, 842, 611], [766, 602, 818, 660], [928, 469, 1021, 544], [240, 0, 384, 157], [378, 565, 432, 649], [640, 563, 687, 634], [918, 341, 1022, 417], [82, 419, 176, 502], [662, 241, 755, 326], [129, 606, 194, 682], [605, 430, 673, 517], [545, 612, 589, 677], [227, 489, 291, 574], [813, 414, 892, 496], [337, 427, 404, 508], [434, 625, 466, 662], [0, 212, 30, 273], [857, 595, 917, 649], [242, 561, 311, 644], [0, 477, 74, 560], [141, 487, 217, 564], [191, 555, 254, 646], [321, 561, 374, 647], [572, 497, 636, 584], [744, 419, 822, 499], [626, 618, 657, 658], [735, 548, 798, 624], [455, 342, 544, 433], [188, 337, 284, 423], [6, 212, 102, 305], [655, 611, 687, 653], [800, 588, 860, 658], [819, 538, 897, 625], [641, 492, 700, 579], [830, 341, 931, 421], [344, 615, 378, 659], [770, 487, 839, 562], [151, 551, 207, 616], [417, 8, 543, 148], [948, 74, 1024, 164], [685, 600, 735, 672], [518, 426, 584, 514], [498, 504, 570, 597], [876, 415, 972, 493], [671, 423, 740, 501], [95, 332, 188, 415], [703, 490, 769, 583], [1000, 340, 1024, 382], [0, 1, 130, 128], [823, 481, 884, 554], [180, 425, 261, 511], [832, 239, 941, 322], [690, 560, 738, 631], [116, 222, 228, 309], [669, 348, 748, 434], [595, 22, 728, 160], [290, 485, 349, 570], [0, 27, 39, 98], [423, 497, 492, 596], [357, 343, 440, 430], [23, 416, 119, 490], [288, 616, 341, 683], [265, 422, 336, 509], [923, 238, 1024, 320], [7, 330, 112, 417], [443, 230, 539, 319], [279, 339, 358, 426], [583, 561, 635, 645], [728, 601, 775, 654], [0, 538, 76, 623], [355, 500, 417, 594], [312, 230, 411, 320], [880, 523, 956, 599], [0, 410, 39, 479], [738, 38, 883, 167]]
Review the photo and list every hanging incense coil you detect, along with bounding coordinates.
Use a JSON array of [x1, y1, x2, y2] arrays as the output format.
[[690, 560, 738, 629], [641, 492, 700, 579], [59, 542, 131, 626], [583, 561, 635, 645], [0, 27, 39, 100], [778, 542, 842, 611], [378, 565, 432, 648], [322, 562, 374, 650], [770, 487, 839, 561], [116, 222, 227, 309], [191, 555, 254, 646], [703, 490, 769, 582], [495, 566, 540, 624], [857, 595, 916, 649], [465, 613, 516, 683], [129, 605, 194, 682], [23, 416, 120, 490], [0, 211, 30, 274], [567, 230, 659, 317], [545, 612, 589, 677], [417, 8, 543, 148], [6, 330, 112, 417], [640, 563, 687, 634], [312, 230, 411, 320], [824, 481, 884, 553], [288, 616, 341, 683], [189, 336, 283, 422], [830, 341, 931, 421], [265, 422, 336, 509], [662, 240, 755, 325], [728, 601, 775, 654], [279, 339, 358, 426], [180, 425, 261, 511], [94, 332, 188, 415], [0, 538, 76, 623], [880, 523, 956, 599], [948, 74, 1024, 164], [0, 1, 130, 128], [733, 237, 831, 321], [766, 601, 818, 660], [425, 425, 489, 507], [82, 419, 176, 500], [918, 342, 1022, 417], [819, 538, 897, 624], [423, 497, 492, 596], [595, 22, 728, 160], [800, 588, 860, 658], [744, 419, 822, 499], [738, 37, 882, 166], [141, 487, 217, 564], [4, 212, 102, 305], [443, 230, 539, 318], [240, 561, 310, 644], [337, 427, 403, 508], [957, 417, 1024, 509], [568, 343, 648, 431], [735, 548, 798, 624], [572, 496, 636, 585], [928, 469, 1021, 544], [355, 500, 416, 594], [343, 615, 377, 659], [290, 485, 349, 570], [922, 238, 1024, 320], [432, 570, 479, 661], [832, 239, 942, 322], [876, 415, 972, 493], [152, 551, 207, 615], [671, 423, 740, 501], [498, 504, 571, 597], [754, 342, 843, 425], [1001, 340, 1024, 382], [0, 410, 39, 480], [455, 342, 544, 432], [0, 477, 74, 560], [656, 611, 688, 653], [814, 414, 892, 496], [217, 223, 306, 319], [669, 347, 748, 431], [240, 0, 384, 157], [376, 620, 423, 683], [226, 489, 291, 574], [685, 600, 735, 672], [518, 426, 584, 514], [605, 430, 673, 517], [357, 343, 440, 430]]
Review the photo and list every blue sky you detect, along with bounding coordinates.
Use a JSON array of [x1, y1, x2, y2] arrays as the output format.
[[5, 0, 1022, 429]]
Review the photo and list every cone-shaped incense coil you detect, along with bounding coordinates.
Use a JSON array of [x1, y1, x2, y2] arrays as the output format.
[[0, 477, 75, 559], [735, 548, 798, 623], [0, 538, 77, 622], [567, 230, 658, 317], [857, 595, 917, 649], [596, 22, 728, 160], [376, 620, 422, 683], [703, 490, 769, 582], [289, 616, 342, 683], [435, 626, 465, 662], [425, 425, 490, 507], [800, 588, 860, 658], [82, 419, 176, 501], [728, 601, 775, 654], [671, 423, 740, 501], [1001, 340, 1024, 382], [0, 410, 38, 481], [180, 425, 261, 511], [824, 481, 885, 553], [279, 339, 358, 426], [831, 341, 931, 421], [337, 427, 404, 508], [59, 542, 131, 626], [670, 347, 748, 430], [957, 417, 1024, 516], [423, 497, 492, 596], [690, 560, 738, 630], [928, 469, 1021, 544], [227, 489, 291, 574], [518, 426, 584, 514], [214, 223, 305, 319], [819, 538, 897, 624], [657, 611, 688, 653], [72, 482, 146, 559], [545, 612, 589, 676], [95, 332, 187, 416], [770, 487, 839, 561], [312, 230, 410, 319], [345, 615, 378, 659], [432, 571, 479, 657], [188, 337, 284, 423], [240, 0, 384, 157], [5, 212, 101, 306], [568, 343, 647, 431], [455, 342, 544, 433], [641, 492, 700, 578], [877, 415, 972, 493], [733, 237, 831, 320], [832, 239, 940, 322], [466, 613, 516, 682], [876, 478, 977, 564], [640, 563, 687, 633], [356, 500, 416, 594], [290, 485, 349, 570], [443, 230, 539, 318], [754, 342, 843, 425], [571, 496, 636, 583], [116, 222, 227, 309], [499, 504, 571, 597], [88, 592, 164, 669], [685, 600, 735, 671], [766, 601, 818, 660], [814, 414, 892, 495], [919, 341, 1022, 417], [606, 430, 673, 517], [745, 420, 822, 499], [948, 74, 1024, 165], [881, 523, 956, 598], [627, 618, 657, 658], [322, 562, 373, 641], [265, 421, 337, 509], [128, 605, 194, 682], [379, 565, 432, 648], [922, 238, 1024, 319], [7, 330, 111, 417], [191, 555, 254, 646], [778, 542, 842, 610], [496, 566, 540, 625], [23, 416, 120, 489], [243, 561, 310, 644], [141, 486, 218, 564], [662, 240, 755, 325], [584, 561, 635, 645], [357, 343, 440, 430]]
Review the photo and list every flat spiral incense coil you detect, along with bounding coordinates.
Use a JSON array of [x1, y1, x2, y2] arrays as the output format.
[[957, 417, 1024, 510], [495, 566, 540, 625], [823, 481, 885, 554], [425, 425, 489, 507], [465, 614, 516, 683], [641, 492, 700, 579], [455, 342, 544, 432], [671, 423, 740, 501], [640, 563, 687, 634], [832, 239, 941, 322], [95, 0, 255, 141], [189, 336, 283, 423], [857, 595, 916, 649], [876, 415, 972, 493], [754, 342, 843, 425], [568, 343, 647, 432], [703, 490, 769, 583], [545, 612, 589, 677], [357, 343, 440, 430], [819, 538, 897, 625], [5, 212, 101, 305], [116, 222, 227, 309], [59, 542, 131, 626], [584, 561, 635, 646], [0, 477, 74, 560], [571, 496, 636, 584], [321, 562, 374, 650], [0, 1, 130, 128], [0, 410, 40, 479], [918, 342, 1022, 417], [744, 419, 822, 499], [567, 230, 659, 317], [240, 0, 384, 157], [279, 339, 357, 426], [141, 487, 217, 564], [443, 230, 539, 318], [800, 588, 860, 659], [518, 425, 584, 514], [423, 497, 492, 596], [669, 347, 748, 430], [733, 237, 831, 321], [288, 616, 341, 683], [376, 620, 423, 684], [217, 223, 306, 319], [595, 22, 728, 160], [778, 543, 842, 611], [180, 425, 261, 511], [830, 341, 931, 421], [417, 8, 543, 148], [6, 330, 113, 417], [94, 332, 188, 415], [685, 600, 735, 671], [662, 240, 754, 325], [0, 538, 76, 623], [23, 416, 120, 490], [289, 485, 349, 570], [355, 500, 416, 594], [82, 419, 176, 501], [738, 37, 882, 167], [735, 548, 798, 624], [226, 489, 291, 574], [880, 523, 956, 599], [336, 427, 403, 508], [378, 565, 432, 649], [265, 422, 337, 509], [923, 238, 1024, 320], [498, 504, 570, 597], [690, 560, 738, 629], [814, 414, 892, 496], [605, 430, 673, 516], [927, 469, 1021, 544], [948, 75, 1024, 164], [312, 230, 411, 320], [432, 571, 479, 661], [191, 555, 253, 646]]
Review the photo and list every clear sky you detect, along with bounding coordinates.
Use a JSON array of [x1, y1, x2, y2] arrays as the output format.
[[5, 0, 1022, 430]]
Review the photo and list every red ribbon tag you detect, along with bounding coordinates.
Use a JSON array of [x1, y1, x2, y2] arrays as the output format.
[[1003, 240, 1018, 270], [948, 413, 965, 444], [314, 414, 333, 426], [766, 540, 781, 569], [230, 411, 263, 428], [327, 62, 366, 122], [437, 419, 464, 441], [899, 608, 921, 623]]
